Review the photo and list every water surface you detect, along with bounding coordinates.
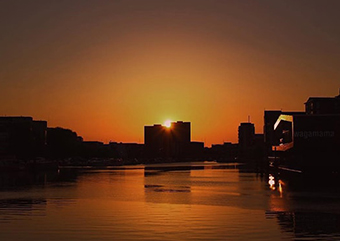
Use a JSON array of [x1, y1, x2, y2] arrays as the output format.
[[0, 162, 339, 240]]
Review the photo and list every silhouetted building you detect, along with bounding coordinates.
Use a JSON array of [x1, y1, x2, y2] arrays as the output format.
[[267, 90, 340, 172], [254, 134, 264, 145], [81, 141, 114, 158], [169, 121, 191, 158], [0, 116, 47, 159], [238, 122, 265, 162], [305, 90, 340, 115], [264, 110, 305, 157], [238, 122, 255, 154], [253, 134, 264, 160], [109, 142, 143, 159], [32, 120, 47, 156], [47, 127, 82, 158], [271, 113, 340, 172], [209, 142, 238, 161], [144, 124, 167, 157], [170, 121, 191, 143], [144, 121, 191, 158], [186, 141, 205, 159]]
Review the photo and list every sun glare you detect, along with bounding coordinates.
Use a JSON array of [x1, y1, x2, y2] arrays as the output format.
[[163, 120, 172, 128]]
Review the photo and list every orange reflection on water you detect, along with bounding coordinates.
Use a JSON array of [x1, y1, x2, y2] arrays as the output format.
[[268, 174, 284, 198], [278, 181, 283, 197], [268, 174, 275, 190]]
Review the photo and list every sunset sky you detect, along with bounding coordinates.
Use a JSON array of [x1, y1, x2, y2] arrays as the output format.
[[1, 0, 339, 146]]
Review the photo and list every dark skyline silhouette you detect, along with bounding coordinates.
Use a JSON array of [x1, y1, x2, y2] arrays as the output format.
[[0, 89, 339, 170]]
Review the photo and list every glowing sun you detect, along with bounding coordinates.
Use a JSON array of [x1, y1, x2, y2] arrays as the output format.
[[163, 120, 172, 128]]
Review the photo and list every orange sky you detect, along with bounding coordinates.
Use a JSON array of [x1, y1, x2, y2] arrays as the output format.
[[1, 1, 339, 146]]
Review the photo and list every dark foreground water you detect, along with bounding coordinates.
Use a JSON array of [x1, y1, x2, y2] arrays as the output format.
[[0, 162, 339, 241]]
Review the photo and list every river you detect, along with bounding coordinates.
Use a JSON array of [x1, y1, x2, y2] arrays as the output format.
[[0, 162, 339, 240]]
